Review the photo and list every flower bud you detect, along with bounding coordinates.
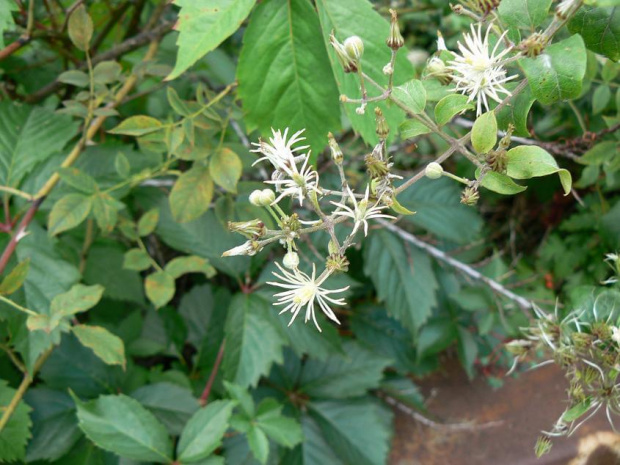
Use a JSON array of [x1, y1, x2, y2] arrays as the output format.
[[330, 33, 357, 73], [534, 436, 552, 458], [386, 9, 404, 50], [249, 190, 263, 206], [283, 251, 299, 269], [426, 57, 452, 85], [344, 36, 364, 62], [425, 162, 444, 179], [326, 253, 349, 273], [222, 240, 260, 257], [375, 107, 389, 140], [228, 219, 266, 239], [328, 132, 343, 165], [436, 31, 447, 52], [355, 104, 366, 115], [260, 189, 276, 205], [460, 186, 480, 206]]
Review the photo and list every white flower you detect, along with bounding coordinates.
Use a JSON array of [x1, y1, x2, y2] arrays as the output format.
[[331, 185, 395, 237], [437, 31, 447, 51], [612, 326, 620, 345], [251, 128, 320, 206], [448, 23, 517, 116], [268, 263, 349, 331]]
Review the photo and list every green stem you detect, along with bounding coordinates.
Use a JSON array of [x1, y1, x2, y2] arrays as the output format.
[[0, 295, 37, 316]]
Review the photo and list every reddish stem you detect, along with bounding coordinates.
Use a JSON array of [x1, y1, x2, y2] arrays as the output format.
[[199, 339, 226, 407], [0, 198, 43, 274]]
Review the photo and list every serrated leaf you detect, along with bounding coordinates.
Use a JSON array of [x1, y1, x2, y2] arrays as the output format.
[[131, 383, 199, 436], [165, 255, 215, 279], [92, 192, 123, 234], [170, 165, 214, 223], [48, 193, 92, 236], [167, 0, 257, 80], [392, 80, 427, 115], [457, 326, 478, 379], [254, 399, 302, 448], [299, 340, 391, 398], [73, 393, 173, 463], [0, 2, 17, 49], [145, 271, 176, 308], [569, 6, 620, 61], [397, 177, 483, 243], [498, 0, 552, 29], [24, 388, 81, 462], [210, 147, 242, 193], [68, 4, 93, 51], [0, 380, 32, 462], [138, 208, 160, 236], [520, 35, 587, 105], [363, 229, 438, 334], [309, 399, 393, 465], [0, 258, 30, 295], [506, 145, 572, 195], [223, 294, 286, 387], [247, 426, 269, 464], [316, 0, 414, 145], [108, 115, 163, 136], [0, 102, 79, 187], [471, 111, 497, 154], [177, 400, 236, 462], [238, 0, 340, 157], [434, 94, 473, 126], [72, 324, 126, 369]]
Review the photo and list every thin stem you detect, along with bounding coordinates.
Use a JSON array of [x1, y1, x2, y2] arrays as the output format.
[[199, 339, 225, 407], [78, 219, 94, 274], [568, 100, 587, 134], [0, 344, 26, 373], [0, 186, 33, 201], [0, 295, 37, 317], [0, 347, 53, 433], [137, 237, 163, 272]]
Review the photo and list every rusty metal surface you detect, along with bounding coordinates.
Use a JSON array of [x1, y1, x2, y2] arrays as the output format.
[[389, 361, 616, 465]]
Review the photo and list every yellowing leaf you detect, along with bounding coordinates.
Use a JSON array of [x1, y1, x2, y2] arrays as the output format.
[[209, 148, 242, 193], [169, 166, 214, 223], [72, 325, 126, 369]]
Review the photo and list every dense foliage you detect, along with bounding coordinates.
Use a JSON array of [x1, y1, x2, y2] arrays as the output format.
[[0, 0, 618, 463]]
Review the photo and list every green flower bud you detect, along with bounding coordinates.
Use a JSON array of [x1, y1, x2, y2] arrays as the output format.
[[283, 251, 299, 269], [425, 162, 444, 179], [386, 9, 405, 50], [344, 36, 364, 62], [260, 189, 276, 205], [249, 189, 263, 206], [328, 132, 343, 165]]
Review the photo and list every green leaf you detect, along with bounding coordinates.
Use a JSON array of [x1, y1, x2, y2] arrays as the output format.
[[495, 83, 535, 136], [92, 192, 124, 234], [309, 399, 393, 465], [57, 70, 90, 87], [397, 177, 483, 243], [0, 258, 30, 295], [72, 324, 126, 368], [479, 170, 527, 195], [254, 399, 302, 448], [471, 111, 497, 154], [167, 86, 191, 116], [238, 0, 340, 157], [50, 283, 104, 317], [59, 167, 98, 194], [578, 141, 619, 165], [300, 416, 345, 465], [138, 208, 160, 236], [93, 61, 122, 85], [170, 165, 214, 223], [0, 102, 79, 187], [520, 35, 587, 105], [506, 145, 572, 195], [68, 4, 93, 51], [73, 393, 173, 463], [0, 380, 32, 462], [392, 80, 427, 115], [299, 340, 391, 398], [457, 326, 478, 379], [569, 6, 620, 61], [223, 294, 286, 387], [210, 147, 242, 193], [165, 255, 216, 279], [0, 2, 17, 49], [177, 400, 236, 462], [364, 229, 438, 334], [498, 0, 553, 29], [399, 119, 431, 139], [316, 0, 414, 145], [123, 248, 152, 271], [434, 94, 474, 126], [24, 388, 81, 462], [145, 271, 176, 308], [593, 84, 612, 114], [247, 426, 269, 464], [167, 0, 256, 80], [114, 151, 130, 178], [108, 115, 163, 136], [48, 193, 92, 236], [131, 383, 199, 436]]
